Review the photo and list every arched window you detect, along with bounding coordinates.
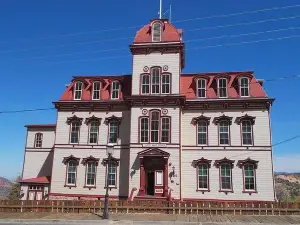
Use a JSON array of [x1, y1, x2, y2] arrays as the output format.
[[151, 68, 160, 94], [242, 120, 252, 145], [219, 121, 229, 145], [197, 121, 207, 145], [239, 77, 250, 97], [92, 82, 101, 100], [74, 81, 83, 100], [152, 23, 161, 42], [150, 111, 160, 143], [34, 133, 43, 148], [198, 163, 209, 190], [197, 79, 206, 98], [141, 74, 150, 94], [218, 78, 228, 98]]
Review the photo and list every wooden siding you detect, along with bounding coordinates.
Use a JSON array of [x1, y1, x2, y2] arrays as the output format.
[[26, 129, 55, 149], [50, 147, 129, 197], [132, 53, 180, 95], [55, 111, 130, 145], [22, 151, 53, 179], [181, 109, 271, 147], [181, 150, 274, 201]]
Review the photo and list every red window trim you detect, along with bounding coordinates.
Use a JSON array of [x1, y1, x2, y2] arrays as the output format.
[[138, 109, 171, 144], [82, 157, 99, 189], [192, 158, 212, 192], [66, 115, 83, 145], [63, 155, 80, 188], [237, 158, 258, 194], [103, 157, 120, 189], [215, 157, 235, 193], [85, 117, 101, 145], [34, 133, 43, 148], [196, 120, 209, 146]]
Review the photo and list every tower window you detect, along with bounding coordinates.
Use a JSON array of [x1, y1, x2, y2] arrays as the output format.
[[152, 23, 161, 42], [151, 68, 160, 94]]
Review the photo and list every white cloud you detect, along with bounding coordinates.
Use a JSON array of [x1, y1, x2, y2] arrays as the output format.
[[274, 155, 300, 173]]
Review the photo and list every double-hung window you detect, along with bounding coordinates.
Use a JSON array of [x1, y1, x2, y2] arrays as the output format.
[[35, 133, 43, 148], [141, 74, 150, 94], [244, 164, 256, 191], [219, 121, 229, 145], [242, 121, 252, 145], [67, 161, 77, 186], [74, 81, 83, 100], [107, 162, 117, 187], [70, 121, 80, 144], [161, 117, 170, 143], [239, 77, 250, 97], [86, 162, 96, 186], [197, 79, 206, 98], [150, 111, 159, 143], [151, 68, 160, 94], [89, 121, 99, 144], [197, 121, 207, 145], [111, 81, 120, 100], [140, 118, 149, 143], [152, 23, 161, 42], [108, 120, 118, 144], [161, 74, 170, 94], [218, 78, 228, 98], [220, 163, 232, 190], [92, 82, 101, 100], [198, 163, 209, 190]]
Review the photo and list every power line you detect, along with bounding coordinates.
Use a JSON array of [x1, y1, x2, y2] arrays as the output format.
[[0, 108, 55, 114], [0, 3, 299, 44], [50, 55, 131, 65]]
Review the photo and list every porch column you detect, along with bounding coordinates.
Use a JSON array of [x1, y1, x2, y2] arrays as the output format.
[[163, 159, 168, 197], [138, 158, 145, 196]]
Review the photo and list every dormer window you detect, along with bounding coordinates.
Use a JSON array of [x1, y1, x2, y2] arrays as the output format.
[[92, 82, 101, 100], [152, 23, 162, 42], [111, 81, 120, 100], [239, 77, 250, 97], [197, 79, 206, 98], [218, 78, 227, 98], [74, 81, 83, 100]]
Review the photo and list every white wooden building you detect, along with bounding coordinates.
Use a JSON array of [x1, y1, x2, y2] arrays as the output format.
[[20, 19, 275, 202]]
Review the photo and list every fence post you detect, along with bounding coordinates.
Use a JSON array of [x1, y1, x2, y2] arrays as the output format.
[[62, 201, 64, 213], [20, 201, 23, 213], [51, 201, 54, 213], [196, 202, 198, 215]]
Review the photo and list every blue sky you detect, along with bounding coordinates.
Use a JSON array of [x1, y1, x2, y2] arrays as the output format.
[[0, 0, 299, 180]]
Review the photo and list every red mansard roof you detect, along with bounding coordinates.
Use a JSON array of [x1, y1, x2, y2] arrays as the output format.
[[20, 176, 51, 184], [134, 19, 182, 43], [181, 71, 267, 99]]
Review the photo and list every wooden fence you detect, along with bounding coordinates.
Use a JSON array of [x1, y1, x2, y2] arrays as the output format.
[[1, 200, 300, 215]]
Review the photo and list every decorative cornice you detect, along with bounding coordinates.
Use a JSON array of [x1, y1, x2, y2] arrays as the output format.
[[214, 157, 235, 168], [82, 155, 100, 166], [104, 115, 122, 125], [137, 148, 170, 158], [192, 157, 212, 168], [125, 95, 186, 107], [85, 115, 102, 125], [62, 155, 80, 165], [213, 114, 233, 125], [102, 157, 120, 166], [237, 158, 259, 169], [191, 115, 211, 126], [66, 115, 83, 125], [235, 114, 256, 125]]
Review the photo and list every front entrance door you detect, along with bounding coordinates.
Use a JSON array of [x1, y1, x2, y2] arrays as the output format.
[[27, 185, 44, 200], [146, 171, 155, 195]]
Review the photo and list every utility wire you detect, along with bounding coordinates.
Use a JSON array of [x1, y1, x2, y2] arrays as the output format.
[[0, 3, 300, 44]]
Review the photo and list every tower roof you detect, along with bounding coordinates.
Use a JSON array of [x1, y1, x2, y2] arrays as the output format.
[[133, 19, 182, 44]]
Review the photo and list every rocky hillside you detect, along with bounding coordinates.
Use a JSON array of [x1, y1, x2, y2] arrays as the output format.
[[275, 173, 300, 202], [0, 177, 13, 200]]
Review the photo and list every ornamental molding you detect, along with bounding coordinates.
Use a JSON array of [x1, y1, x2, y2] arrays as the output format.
[[192, 157, 212, 168], [82, 156, 100, 166], [237, 157, 259, 169], [214, 157, 235, 168], [104, 115, 122, 125], [235, 114, 256, 125], [62, 155, 80, 165], [85, 115, 102, 125], [66, 115, 83, 125], [191, 115, 211, 125], [213, 114, 233, 125], [102, 157, 120, 166]]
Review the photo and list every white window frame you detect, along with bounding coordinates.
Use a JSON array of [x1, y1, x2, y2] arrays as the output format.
[[197, 79, 206, 98], [244, 164, 256, 191], [111, 81, 120, 100], [198, 163, 209, 190], [219, 121, 229, 145], [197, 121, 207, 145], [89, 121, 99, 144], [151, 68, 160, 94], [70, 121, 80, 144], [161, 117, 170, 143], [35, 133, 43, 148], [140, 117, 149, 143], [85, 161, 96, 187], [150, 111, 160, 143], [220, 163, 232, 191], [155, 170, 163, 186], [218, 78, 228, 98], [161, 73, 170, 94], [141, 74, 150, 95], [74, 81, 83, 100], [241, 120, 253, 146], [108, 120, 118, 144], [239, 77, 250, 97], [152, 22, 162, 42], [107, 162, 117, 187], [92, 82, 101, 100], [66, 161, 77, 186]]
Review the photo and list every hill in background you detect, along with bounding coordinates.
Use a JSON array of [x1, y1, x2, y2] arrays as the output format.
[[275, 173, 300, 202], [0, 177, 13, 200]]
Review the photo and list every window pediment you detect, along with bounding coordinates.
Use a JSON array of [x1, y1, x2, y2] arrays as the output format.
[[137, 148, 170, 158], [62, 155, 80, 165], [104, 115, 122, 125], [214, 157, 235, 168], [66, 115, 83, 125], [85, 115, 102, 125], [237, 158, 259, 169], [82, 155, 100, 166], [192, 157, 212, 168], [102, 157, 120, 166], [235, 114, 256, 125], [191, 115, 211, 125], [213, 114, 233, 125]]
